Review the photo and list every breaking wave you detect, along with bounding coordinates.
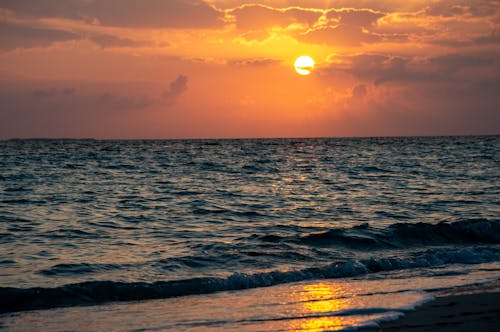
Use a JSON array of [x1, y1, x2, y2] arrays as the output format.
[[290, 218, 500, 248], [1, 245, 498, 314]]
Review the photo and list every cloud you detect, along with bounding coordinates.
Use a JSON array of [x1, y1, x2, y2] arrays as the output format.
[[424, 0, 499, 18], [87, 33, 152, 48], [0, 0, 225, 28], [424, 2, 469, 17], [0, 0, 82, 19], [316, 48, 500, 136], [319, 78, 499, 137], [212, 0, 425, 12], [0, 22, 79, 50], [32, 87, 76, 98], [323, 52, 499, 86], [326, 8, 384, 27], [0, 21, 153, 50], [228, 58, 279, 67], [228, 4, 322, 30], [432, 31, 500, 47], [428, 54, 495, 72], [86, 0, 224, 28], [474, 32, 500, 45], [351, 84, 367, 99], [299, 24, 381, 46], [271, 8, 388, 47], [227, 5, 386, 40], [162, 75, 188, 105], [4, 77, 187, 116], [0, 77, 193, 138], [95, 92, 155, 110], [30, 86, 156, 110]]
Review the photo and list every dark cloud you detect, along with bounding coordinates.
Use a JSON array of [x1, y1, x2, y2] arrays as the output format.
[[424, 0, 499, 18], [87, 33, 151, 48], [473, 32, 500, 45], [32, 88, 57, 98], [33, 87, 76, 98], [0, 0, 224, 28], [0, 81, 150, 139], [424, 2, 468, 17], [321, 79, 500, 137], [327, 8, 384, 27], [228, 58, 279, 67], [429, 54, 494, 72], [323, 53, 499, 85], [0, 21, 152, 50], [351, 84, 367, 99], [31, 86, 156, 110], [0, 22, 79, 50], [95, 92, 155, 109], [62, 87, 76, 95], [318, 50, 500, 136], [0, 0, 82, 18], [434, 31, 500, 47], [387, 83, 499, 135], [0, 77, 191, 138], [162, 75, 188, 105], [5, 77, 186, 116], [85, 0, 224, 28]]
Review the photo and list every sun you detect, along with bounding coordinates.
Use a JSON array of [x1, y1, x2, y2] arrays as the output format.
[[294, 56, 315, 76]]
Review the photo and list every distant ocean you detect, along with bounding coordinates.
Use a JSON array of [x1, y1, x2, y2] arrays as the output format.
[[1, 136, 499, 331]]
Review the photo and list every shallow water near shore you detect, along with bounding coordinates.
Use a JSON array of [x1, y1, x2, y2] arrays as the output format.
[[2, 262, 499, 331], [1, 136, 499, 329]]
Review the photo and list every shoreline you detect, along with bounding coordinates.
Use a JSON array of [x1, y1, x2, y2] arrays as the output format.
[[1, 277, 499, 331], [367, 280, 500, 331]]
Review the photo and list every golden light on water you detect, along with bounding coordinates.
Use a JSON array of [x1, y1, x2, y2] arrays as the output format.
[[287, 282, 357, 331]]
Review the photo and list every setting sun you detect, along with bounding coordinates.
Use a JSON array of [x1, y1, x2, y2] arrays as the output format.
[[294, 56, 315, 76]]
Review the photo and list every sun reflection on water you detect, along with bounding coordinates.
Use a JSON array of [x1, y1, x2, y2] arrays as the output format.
[[288, 282, 359, 332]]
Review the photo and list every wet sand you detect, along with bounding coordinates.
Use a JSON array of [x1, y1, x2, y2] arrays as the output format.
[[368, 281, 500, 331]]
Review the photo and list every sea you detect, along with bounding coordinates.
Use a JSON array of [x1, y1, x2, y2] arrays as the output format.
[[0, 136, 499, 331]]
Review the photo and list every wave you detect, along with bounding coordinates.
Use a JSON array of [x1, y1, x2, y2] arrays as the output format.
[[1, 245, 498, 314], [38, 263, 124, 276], [291, 218, 500, 248]]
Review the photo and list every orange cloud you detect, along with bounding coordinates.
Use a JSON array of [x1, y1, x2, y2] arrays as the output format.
[[228, 4, 322, 30], [299, 25, 380, 47]]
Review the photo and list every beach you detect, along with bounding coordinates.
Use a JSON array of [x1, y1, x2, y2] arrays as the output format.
[[371, 281, 500, 331]]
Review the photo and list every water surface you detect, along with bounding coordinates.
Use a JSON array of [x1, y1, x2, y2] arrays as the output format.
[[0, 136, 499, 327]]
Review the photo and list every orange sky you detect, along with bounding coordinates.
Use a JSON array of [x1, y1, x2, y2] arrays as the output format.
[[0, 0, 499, 138]]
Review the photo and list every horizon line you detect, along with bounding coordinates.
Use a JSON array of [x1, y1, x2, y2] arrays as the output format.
[[2, 133, 499, 142]]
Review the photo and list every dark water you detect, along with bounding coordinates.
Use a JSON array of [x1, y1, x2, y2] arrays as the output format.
[[0, 136, 499, 313]]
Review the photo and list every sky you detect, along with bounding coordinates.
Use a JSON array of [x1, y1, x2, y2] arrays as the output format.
[[0, 0, 499, 139]]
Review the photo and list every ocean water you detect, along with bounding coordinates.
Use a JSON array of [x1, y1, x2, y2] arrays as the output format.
[[0, 136, 499, 330]]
